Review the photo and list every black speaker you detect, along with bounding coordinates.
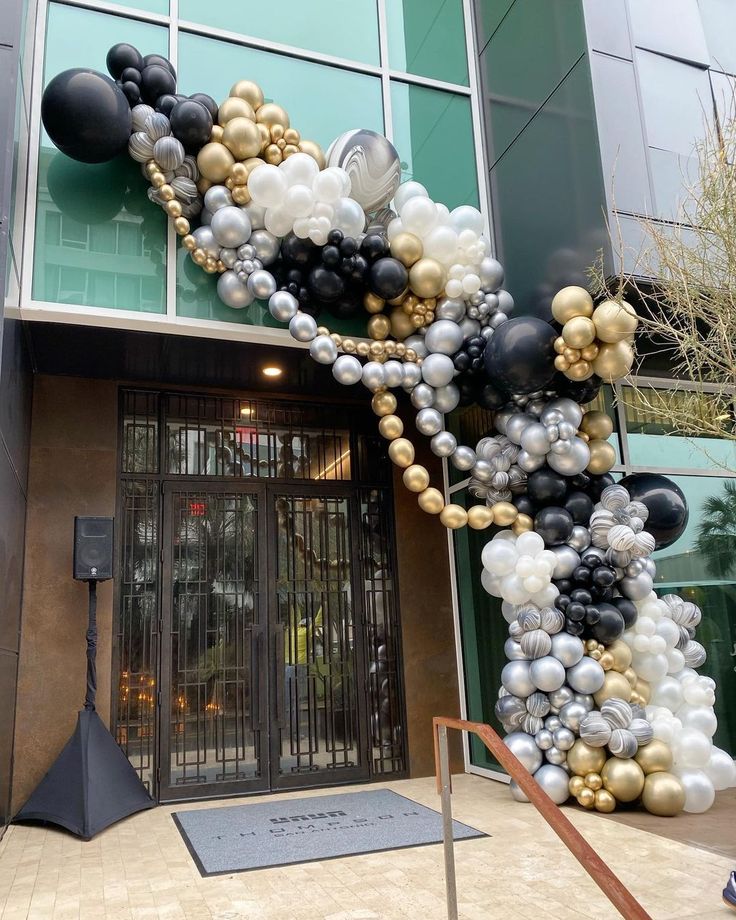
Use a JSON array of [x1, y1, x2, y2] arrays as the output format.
[[73, 517, 114, 581]]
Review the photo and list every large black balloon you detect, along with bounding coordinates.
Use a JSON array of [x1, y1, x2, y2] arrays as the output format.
[[369, 257, 408, 300], [563, 491, 594, 525], [619, 473, 689, 549], [41, 69, 132, 164], [106, 43, 143, 79], [140, 64, 176, 105], [589, 603, 625, 644], [534, 507, 574, 546], [170, 99, 212, 151], [611, 596, 638, 629], [483, 316, 557, 394], [527, 467, 567, 505], [189, 93, 218, 121]]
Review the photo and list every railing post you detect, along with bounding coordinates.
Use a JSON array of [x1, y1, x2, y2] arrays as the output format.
[[437, 723, 458, 920]]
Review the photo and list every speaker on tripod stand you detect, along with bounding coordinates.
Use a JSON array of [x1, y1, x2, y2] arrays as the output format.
[[15, 516, 154, 839]]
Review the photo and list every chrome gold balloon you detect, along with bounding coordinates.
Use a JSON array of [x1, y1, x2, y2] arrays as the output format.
[[222, 116, 262, 160], [440, 504, 468, 529], [390, 232, 424, 267], [256, 102, 290, 129], [298, 139, 326, 168], [641, 772, 685, 816], [467, 505, 494, 530], [634, 739, 673, 775], [593, 670, 633, 706], [378, 415, 403, 440], [594, 789, 616, 813], [418, 487, 444, 514], [402, 464, 430, 492], [371, 391, 397, 417], [566, 359, 594, 381], [592, 341, 634, 381], [562, 315, 596, 348], [368, 314, 391, 340], [230, 80, 264, 110], [567, 740, 606, 776], [218, 96, 256, 126], [601, 757, 645, 803], [388, 438, 415, 468], [197, 142, 235, 183], [493, 502, 518, 526], [512, 513, 534, 534], [409, 258, 445, 299], [551, 285, 594, 324], [390, 307, 415, 341], [587, 439, 616, 474], [364, 292, 386, 314], [592, 299, 638, 343], [580, 410, 613, 440]]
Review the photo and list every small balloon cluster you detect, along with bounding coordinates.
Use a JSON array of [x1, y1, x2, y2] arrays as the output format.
[[40, 50, 736, 817]]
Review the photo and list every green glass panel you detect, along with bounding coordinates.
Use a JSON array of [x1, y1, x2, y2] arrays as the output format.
[[481, 0, 587, 165], [178, 0, 379, 65], [386, 0, 469, 86], [474, 0, 515, 52], [489, 58, 607, 318], [391, 82, 478, 210], [33, 5, 168, 312], [652, 475, 736, 757], [176, 33, 383, 330]]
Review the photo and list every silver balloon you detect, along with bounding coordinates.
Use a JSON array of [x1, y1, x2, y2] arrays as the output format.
[[247, 269, 277, 300], [516, 449, 546, 473], [544, 715, 562, 733], [620, 572, 653, 600], [472, 460, 493, 483], [416, 408, 443, 437], [568, 525, 591, 552], [479, 257, 504, 291], [404, 334, 428, 359], [424, 319, 464, 355], [431, 431, 457, 458], [421, 353, 455, 387], [540, 398, 583, 429], [219, 248, 237, 268], [249, 229, 280, 266], [505, 414, 535, 445], [519, 422, 551, 456], [548, 686, 574, 712], [362, 361, 386, 391], [332, 354, 362, 386], [192, 225, 220, 258], [309, 335, 337, 365], [490, 312, 508, 328], [459, 317, 481, 339], [501, 660, 535, 698], [211, 205, 252, 248], [411, 383, 435, 409], [451, 446, 476, 471], [497, 289, 515, 314], [288, 312, 318, 343], [484, 292, 499, 311], [583, 546, 607, 567], [550, 633, 584, 668], [401, 363, 423, 391], [547, 437, 590, 476], [203, 184, 233, 213], [503, 731, 543, 774], [268, 290, 298, 322], [557, 421, 576, 441], [625, 559, 645, 577], [383, 360, 404, 388], [509, 780, 530, 802], [242, 200, 266, 230], [558, 701, 588, 732], [643, 558, 657, 577], [433, 383, 460, 414], [217, 270, 253, 309], [566, 658, 605, 694], [435, 296, 466, 322], [534, 764, 569, 804], [504, 637, 527, 661], [494, 409, 513, 435], [550, 545, 581, 579], [574, 693, 595, 711], [530, 656, 566, 692], [545, 745, 566, 766], [535, 729, 554, 751]]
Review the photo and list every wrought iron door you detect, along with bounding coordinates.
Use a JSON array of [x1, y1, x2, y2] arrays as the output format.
[[160, 482, 268, 800]]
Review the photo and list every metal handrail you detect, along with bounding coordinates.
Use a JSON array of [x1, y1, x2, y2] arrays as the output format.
[[433, 716, 652, 920]]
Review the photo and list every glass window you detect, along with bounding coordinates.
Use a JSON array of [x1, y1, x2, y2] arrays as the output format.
[[651, 475, 736, 758], [623, 386, 736, 471], [391, 81, 478, 209], [386, 0, 469, 86], [33, 5, 168, 312], [178, 0, 379, 66]]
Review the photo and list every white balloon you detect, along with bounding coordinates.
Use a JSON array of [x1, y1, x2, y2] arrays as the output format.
[[332, 196, 365, 237], [704, 747, 736, 791], [284, 184, 314, 217], [500, 573, 529, 605], [312, 166, 346, 202], [649, 676, 683, 711], [280, 151, 320, 186], [264, 207, 293, 238], [481, 538, 518, 575], [400, 195, 438, 235], [393, 180, 428, 212], [678, 704, 717, 738], [673, 727, 712, 768], [423, 225, 458, 264], [674, 768, 715, 813], [480, 568, 501, 597], [248, 164, 287, 208], [451, 204, 484, 235], [515, 531, 544, 557]]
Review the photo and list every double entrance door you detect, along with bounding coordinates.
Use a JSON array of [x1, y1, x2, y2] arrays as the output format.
[[158, 480, 369, 800]]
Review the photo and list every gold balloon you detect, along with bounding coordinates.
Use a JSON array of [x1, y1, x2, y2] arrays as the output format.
[[594, 789, 616, 813], [580, 410, 613, 440], [388, 438, 415, 468], [390, 232, 424, 267], [467, 505, 494, 530], [599, 651, 614, 671], [592, 340, 635, 382], [578, 787, 596, 808], [555, 355, 571, 372], [182, 234, 197, 251], [409, 258, 445, 299], [562, 316, 596, 348], [641, 772, 685, 817], [403, 464, 430, 493], [512, 513, 534, 535], [371, 391, 397, 417], [232, 185, 250, 205], [581, 343, 599, 361], [635, 679, 651, 705], [368, 314, 391, 340], [298, 139, 326, 168], [587, 439, 616, 475], [218, 96, 256, 126], [364, 292, 386, 314], [210, 125, 224, 143], [635, 739, 673, 775], [492, 502, 518, 526], [585, 772, 603, 791], [608, 639, 632, 672], [165, 200, 182, 218], [623, 667, 638, 688], [601, 757, 645, 803], [440, 504, 468, 530], [566, 359, 594, 381], [378, 415, 403, 440], [418, 487, 445, 514], [567, 740, 606, 777], [256, 102, 290, 129], [562, 347, 581, 363], [197, 142, 235, 182], [593, 670, 633, 706], [592, 299, 638, 343], [569, 776, 585, 796], [230, 80, 264, 110], [221, 117, 262, 160], [551, 285, 594, 324], [390, 307, 415, 341]]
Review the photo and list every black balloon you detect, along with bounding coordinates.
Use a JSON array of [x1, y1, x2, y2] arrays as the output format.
[[483, 316, 557, 394], [360, 232, 389, 261], [619, 473, 689, 549], [527, 467, 567, 506], [534, 507, 574, 546], [189, 93, 218, 121], [477, 382, 507, 411], [553, 372, 602, 405], [143, 53, 176, 77], [140, 64, 176, 105], [587, 473, 615, 502], [308, 266, 344, 302], [369, 257, 408, 300], [280, 232, 317, 267], [120, 67, 141, 86], [612, 597, 638, 629], [563, 490, 594, 525], [512, 494, 536, 517], [589, 603, 625, 644], [106, 43, 143, 79], [170, 99, 212, 151], [41, 68, 132, 164], [155, 93, 179, 117], [121, 81, 141, 106]]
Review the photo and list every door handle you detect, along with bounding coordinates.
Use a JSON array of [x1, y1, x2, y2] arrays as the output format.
[[275, 626, 286, 728], [250, 630, 263, 732]]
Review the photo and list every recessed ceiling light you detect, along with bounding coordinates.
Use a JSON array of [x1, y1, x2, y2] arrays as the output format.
[[240, 405, 252, 416], [262, 366, 282, 378]]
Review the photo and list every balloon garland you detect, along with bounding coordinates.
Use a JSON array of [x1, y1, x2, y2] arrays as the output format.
[[41, 44, 736, 817]]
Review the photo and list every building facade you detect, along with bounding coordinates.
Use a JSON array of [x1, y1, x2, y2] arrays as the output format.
[[1, 0, 734, 830]]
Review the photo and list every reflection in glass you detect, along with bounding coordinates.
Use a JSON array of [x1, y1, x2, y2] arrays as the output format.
[[275, 495, 359, 775], [386, 0, 469, 86], [169, 491, 261, 786]]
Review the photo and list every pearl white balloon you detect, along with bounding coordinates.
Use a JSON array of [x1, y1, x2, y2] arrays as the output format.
[[503, 731, 543, 773], [482, 538, 517, 575], [332, 354, 362, 385], [288, 312, 318, 342], [280, 151, 320, 186], [704, 747, 736, 791], [675, 768, 715, 813], [421, 353, 455, 387], [248, 164, 288, 208], [674, 728, 712, 768], [533, 764, 570, 804], [400, 195, 438, 235]]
